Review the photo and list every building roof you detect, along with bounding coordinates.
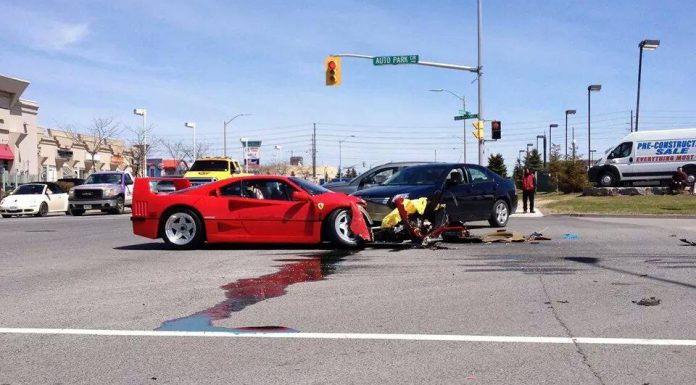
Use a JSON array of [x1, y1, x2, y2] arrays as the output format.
[[0, 74, 30, 107]]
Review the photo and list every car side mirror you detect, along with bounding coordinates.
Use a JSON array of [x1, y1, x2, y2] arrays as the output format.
[[292, 190, 311, 202]]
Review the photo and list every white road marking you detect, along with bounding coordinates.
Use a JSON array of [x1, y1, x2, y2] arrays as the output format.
[[1, 328, 695, 346]]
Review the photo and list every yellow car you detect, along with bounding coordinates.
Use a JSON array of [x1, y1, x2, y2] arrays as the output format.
[[184, 157, 249, 186]]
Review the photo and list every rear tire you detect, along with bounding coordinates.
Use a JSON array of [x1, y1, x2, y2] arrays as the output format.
[[325, 209, 363, 249], [1, 214, 11, 219], [161, 208, 205, 249], [70, 209, 85, 216], [35, 202, 48, 217], [488, 200, 510, 227]]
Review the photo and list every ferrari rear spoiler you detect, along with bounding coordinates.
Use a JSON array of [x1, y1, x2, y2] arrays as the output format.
[[133, 177, 192, 199]]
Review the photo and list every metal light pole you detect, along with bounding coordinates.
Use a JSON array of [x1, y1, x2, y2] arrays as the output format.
[[223, 114, 251, 157], [133, 108, 147, 177], [430, 89, 466, 162], [587, 84, 601, 167], [537, 135, 547, 168], [526, 143, 534, 154], [549, 124, 558, 152], [635, 39, 659, 132], [590, 149, 596, 163], [518, 150, 525, 164], [274, 145, 283, 164], [338, 135, 355, 178], [477, 0, 484, 166], [185, 122, 196, 162], [564, 110, 576, 159]]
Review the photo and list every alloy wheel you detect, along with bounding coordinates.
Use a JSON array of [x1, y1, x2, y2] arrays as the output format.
[[164, 212, 197, 246]]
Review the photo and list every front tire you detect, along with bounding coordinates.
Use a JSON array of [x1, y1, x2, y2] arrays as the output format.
[[325, 209, 363, 249], [1, 214, 11, 219], [488, 200, 509, 227], [161, 208, 204, 249], [70, 209, 85, 216], [598, 172, 617, 187], [110, 196, 125, 215], [35, 202, 48, 217]]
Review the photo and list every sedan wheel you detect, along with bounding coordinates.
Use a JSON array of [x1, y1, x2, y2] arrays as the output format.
[[326, 209, 362, 249], [162, 209, 204, 249], [488, 200, 509, 227]]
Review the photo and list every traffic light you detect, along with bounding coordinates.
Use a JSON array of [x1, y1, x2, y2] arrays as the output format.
[[325, 56, 341, 86], [491, 120, 501, 140], [472, 120, 484, 140]]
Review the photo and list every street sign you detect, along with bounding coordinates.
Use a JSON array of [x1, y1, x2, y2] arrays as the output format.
[[373, 55, 419, 66], [453, 113, 478, 121]]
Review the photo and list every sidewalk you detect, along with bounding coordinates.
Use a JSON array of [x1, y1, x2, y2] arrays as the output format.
[[510, 204, 543, 218]]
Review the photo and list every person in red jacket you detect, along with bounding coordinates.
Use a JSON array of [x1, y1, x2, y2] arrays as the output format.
[[522, 168, 536, 213]]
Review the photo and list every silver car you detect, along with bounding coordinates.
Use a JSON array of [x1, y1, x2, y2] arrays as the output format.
[[323, 162, 433, 195]]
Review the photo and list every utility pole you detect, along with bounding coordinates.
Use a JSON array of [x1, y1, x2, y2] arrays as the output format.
[[312, 123, 317, 179], [477, 0, 484, 166], [630, 110, 634, 132]]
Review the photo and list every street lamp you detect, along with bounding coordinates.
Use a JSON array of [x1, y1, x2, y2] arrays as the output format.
[[274, 145, 283, 164], [133, 108, 147, 177], [518, 150, 526, 164], [223, 113, 251, 157], [185, 122, 196, 162], [549, 124, 558, 150], [338, 135, 355, 178], [240, 137, 248, 173], [587, 84, 602, 167], [635, 39, 660, 132], [537, 135, 547, 168], [429, 88, 467, 163], [564, 110, 576, 159], [590, 149, 597, 163]]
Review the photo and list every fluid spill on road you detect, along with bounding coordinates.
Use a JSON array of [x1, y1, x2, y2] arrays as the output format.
[[156, 250, 352, 333]]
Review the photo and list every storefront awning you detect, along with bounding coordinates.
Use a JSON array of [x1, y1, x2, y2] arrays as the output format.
[[0, 144, 14, 160]]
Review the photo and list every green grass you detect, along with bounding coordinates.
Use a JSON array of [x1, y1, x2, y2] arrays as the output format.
[[537, 193, 696, 215]]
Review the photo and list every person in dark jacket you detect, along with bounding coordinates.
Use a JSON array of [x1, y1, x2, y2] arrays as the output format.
[[522, 168, 536, 213]]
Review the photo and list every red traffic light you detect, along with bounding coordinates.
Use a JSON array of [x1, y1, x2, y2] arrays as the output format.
[[328, 61, 336, 70]]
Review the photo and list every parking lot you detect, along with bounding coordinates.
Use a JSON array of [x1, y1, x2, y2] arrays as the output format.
[[1, 213, 696, 384]]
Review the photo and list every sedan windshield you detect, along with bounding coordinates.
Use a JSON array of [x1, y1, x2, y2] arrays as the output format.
[[85, 174, 122, 184], [383, 166, 450, 185], [290, 177, 331, 196], [13, 185, 45, 195]]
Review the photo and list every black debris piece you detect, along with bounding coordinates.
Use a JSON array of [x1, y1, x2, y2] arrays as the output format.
[[633, 297, 661, 306]]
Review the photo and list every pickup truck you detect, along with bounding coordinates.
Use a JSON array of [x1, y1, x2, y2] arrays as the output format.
[[184, 157, 249, 186], [68, 171, 134, 215]]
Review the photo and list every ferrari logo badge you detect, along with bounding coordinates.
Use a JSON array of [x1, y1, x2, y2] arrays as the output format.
[[317, 203, 324, 210]]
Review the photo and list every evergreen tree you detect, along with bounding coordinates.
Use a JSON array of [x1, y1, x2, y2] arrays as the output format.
[[547, 144, 563, 192], [558, 149, 590, 193], [487, 153, 508, 178], [512, 162, 523, 189], [524, 149, 543, 172]]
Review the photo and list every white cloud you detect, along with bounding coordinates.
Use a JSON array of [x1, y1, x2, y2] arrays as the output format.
[[34, 21, 89, 51]]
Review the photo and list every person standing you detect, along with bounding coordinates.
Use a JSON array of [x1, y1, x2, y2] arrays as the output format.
[[522, 168, 536, 213]]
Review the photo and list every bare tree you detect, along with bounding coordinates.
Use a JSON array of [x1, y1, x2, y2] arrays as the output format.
[[66, 117, 121, 172], [126, 124, 157, 177], [159, 139, 211, 172]]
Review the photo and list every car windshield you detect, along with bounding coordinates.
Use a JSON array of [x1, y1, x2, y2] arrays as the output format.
[[383, 166, 450, 185], [189, 160, 229, 172], [84, 174, 122, 184], [13, 185, 45, 195], [290, 177, 331, 196]]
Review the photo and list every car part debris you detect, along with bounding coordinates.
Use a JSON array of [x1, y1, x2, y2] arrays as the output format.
[[633, 297, 661, 306], [679, 238, 696, 246], [528, 231, 552, 241], [481, 229, 526, 243], [564, 233, 578, 240]]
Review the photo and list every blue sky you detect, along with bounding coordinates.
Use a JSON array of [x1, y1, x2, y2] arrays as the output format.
[[2, 0, 695, 172]]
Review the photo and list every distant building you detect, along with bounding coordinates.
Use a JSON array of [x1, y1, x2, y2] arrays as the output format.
[[147, 158, 184, 177], [0, 74, 40, 178]]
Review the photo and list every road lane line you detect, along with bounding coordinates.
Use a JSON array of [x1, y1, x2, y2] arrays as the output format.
[[1, 328, 695, 346]]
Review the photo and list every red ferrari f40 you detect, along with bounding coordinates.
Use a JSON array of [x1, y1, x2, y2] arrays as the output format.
[[130, 176, 372, 249]]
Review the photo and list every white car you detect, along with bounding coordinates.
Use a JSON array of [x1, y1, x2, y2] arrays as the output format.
[[0, 183, 69, 218]]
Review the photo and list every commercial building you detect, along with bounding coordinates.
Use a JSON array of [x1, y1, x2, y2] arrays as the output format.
[[0, 74, 40, 179]]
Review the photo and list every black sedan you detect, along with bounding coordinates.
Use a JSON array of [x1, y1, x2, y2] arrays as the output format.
[[353, 163, 517, 227]]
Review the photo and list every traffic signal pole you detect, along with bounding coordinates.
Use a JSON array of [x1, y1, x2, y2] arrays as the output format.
[[476, 0, 484, 166]]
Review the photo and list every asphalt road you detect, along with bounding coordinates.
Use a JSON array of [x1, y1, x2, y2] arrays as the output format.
[[1, 212, 695, 384]]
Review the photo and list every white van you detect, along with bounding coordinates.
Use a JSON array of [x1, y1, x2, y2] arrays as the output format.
[[588, 128, 696, 187]]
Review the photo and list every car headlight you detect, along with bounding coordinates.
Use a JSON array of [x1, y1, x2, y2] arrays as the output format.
[[69, 188, 75, 198], [104, 187, 118, 197], [391, 193, 410, 202]]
